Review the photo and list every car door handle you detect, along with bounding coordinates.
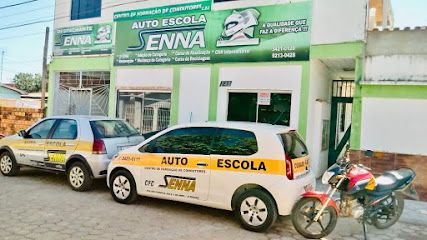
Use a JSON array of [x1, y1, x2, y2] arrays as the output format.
[[197, 162, 208, 167], [66, 143, 75, 147]]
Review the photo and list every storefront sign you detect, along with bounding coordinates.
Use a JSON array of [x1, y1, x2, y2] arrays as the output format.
[[113, 1, 311, 65], [257, 92, 271, 105], [53, 23, 113, 56]]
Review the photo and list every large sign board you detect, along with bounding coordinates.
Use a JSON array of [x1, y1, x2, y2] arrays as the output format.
[[53, 23, 113, 56], [113, 1, 312, 65]]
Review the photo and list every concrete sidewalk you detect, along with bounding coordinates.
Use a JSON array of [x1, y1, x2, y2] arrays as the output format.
[[315, 179, 427, 226]]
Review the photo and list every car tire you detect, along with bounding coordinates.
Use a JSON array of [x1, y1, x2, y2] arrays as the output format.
[[0, 151, 20, 176], [110, 170, 138, 204], [67, 162, 93, 191], [234, 188, 278, 232]]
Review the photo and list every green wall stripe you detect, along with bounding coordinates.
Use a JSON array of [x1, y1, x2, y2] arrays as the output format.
[[350, 57, 363, 150], [208, 65, 219, 121], [46, 70, 55, 116], [298, 62, 310, 140], [170, 66, 181, 126], [311, 42, 364, 59], [361, 85, 427, 99]]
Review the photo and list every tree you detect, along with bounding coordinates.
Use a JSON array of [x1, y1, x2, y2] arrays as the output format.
[[12, 73, 42, 93]]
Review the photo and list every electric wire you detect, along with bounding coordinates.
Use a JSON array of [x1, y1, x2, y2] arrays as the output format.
[[0, 0, 39, 10], [0, 0, 146, 32]]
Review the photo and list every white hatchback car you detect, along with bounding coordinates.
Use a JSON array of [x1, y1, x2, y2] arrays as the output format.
[[107, 122, 315, 232], [0, 116, 144, 191]]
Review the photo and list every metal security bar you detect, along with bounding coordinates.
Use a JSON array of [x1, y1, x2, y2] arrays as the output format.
[[332, 80, 355, 98], [55, 71, 110, 116]]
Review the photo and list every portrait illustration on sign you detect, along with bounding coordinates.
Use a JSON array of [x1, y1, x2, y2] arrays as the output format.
[[216, 8, 260, 47], [94, 25, 112, 44]]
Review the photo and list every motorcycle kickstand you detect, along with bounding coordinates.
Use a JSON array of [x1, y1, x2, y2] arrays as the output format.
[[362, 220, 368, 240]]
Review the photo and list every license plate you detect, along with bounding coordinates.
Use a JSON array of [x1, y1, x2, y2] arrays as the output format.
[[304, 183, 313, 193]]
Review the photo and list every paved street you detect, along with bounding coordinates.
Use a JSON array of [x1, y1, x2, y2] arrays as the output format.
[[0, 168, 426, 240]]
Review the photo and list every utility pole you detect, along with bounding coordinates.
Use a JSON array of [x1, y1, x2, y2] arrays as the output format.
[[41, 27, 49, 114], [0, 51, 4, 84]]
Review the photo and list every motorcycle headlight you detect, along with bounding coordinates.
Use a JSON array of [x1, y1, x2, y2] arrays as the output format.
[[322, 171, 335, 184]]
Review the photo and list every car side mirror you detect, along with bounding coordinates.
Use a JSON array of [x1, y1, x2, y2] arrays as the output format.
[[365, 150, 374, 157], [18, 130, 28, 138]]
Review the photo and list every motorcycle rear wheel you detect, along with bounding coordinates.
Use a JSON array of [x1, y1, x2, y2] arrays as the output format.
[[372, 192, 404, 229], [292, 197, 338, 239]]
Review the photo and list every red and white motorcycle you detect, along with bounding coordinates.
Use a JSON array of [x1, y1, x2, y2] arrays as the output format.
[[291, 149, 419, 239]]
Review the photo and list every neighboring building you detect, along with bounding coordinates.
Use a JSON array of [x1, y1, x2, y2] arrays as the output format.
[[368, 0, 394, 30], [0, 84, 27, 100], [350, 27, 427, 201], [48, 0, 368, 178]]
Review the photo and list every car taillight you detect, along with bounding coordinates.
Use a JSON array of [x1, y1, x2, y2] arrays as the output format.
[[93, 139, 107, 154], [285, 153, 294, 180]]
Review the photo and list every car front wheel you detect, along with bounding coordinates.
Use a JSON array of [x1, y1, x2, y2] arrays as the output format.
[[0, 151, 20, 176], [234, 189, 278, 232], [110, 170, 137, 204], [68, 162, 93, 191]]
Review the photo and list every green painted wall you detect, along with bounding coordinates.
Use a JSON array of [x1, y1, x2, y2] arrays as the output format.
[[361, 85, 427, 99], [311, 42, 364, 59], [350, 57, 363, 150]]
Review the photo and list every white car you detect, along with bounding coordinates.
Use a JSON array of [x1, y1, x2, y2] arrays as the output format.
[[0, 116, 144, 191], [107, 122, 315, 232]]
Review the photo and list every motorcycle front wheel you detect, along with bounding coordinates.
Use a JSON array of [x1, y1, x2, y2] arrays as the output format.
[[372, 192, 404, 229], [291, 197, 338, 239]]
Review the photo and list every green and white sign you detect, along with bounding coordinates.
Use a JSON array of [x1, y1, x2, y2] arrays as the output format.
[[113, 1, 311, 65], [54, 23, 113, 56]]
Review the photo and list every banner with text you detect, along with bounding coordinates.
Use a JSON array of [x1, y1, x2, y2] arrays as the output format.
[[54, 23, 113, 56], [113, 1, 311, 65]]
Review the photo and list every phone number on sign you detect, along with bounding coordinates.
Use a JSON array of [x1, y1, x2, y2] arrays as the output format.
[[272, 52, 296, 59]]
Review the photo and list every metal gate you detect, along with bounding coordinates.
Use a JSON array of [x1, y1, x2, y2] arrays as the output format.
[[54, 72, 110, 116], [328, 80, 354, 166], [69, 88, 92, 115]]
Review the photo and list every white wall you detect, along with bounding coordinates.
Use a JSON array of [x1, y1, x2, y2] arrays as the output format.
[[305, 59, 332, 177], [311, 0, 368, 45], [55, 0, 368, 45], [115, 68, 173, 89], [178, 67, 211, 124], [216, 65, 302, 129], [364, 55, 427, 83], [361, 98, 427, 155]]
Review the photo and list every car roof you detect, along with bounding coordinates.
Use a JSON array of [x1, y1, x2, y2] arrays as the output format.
[[46, 115, 122, 121], [169, 121, 295, 134]]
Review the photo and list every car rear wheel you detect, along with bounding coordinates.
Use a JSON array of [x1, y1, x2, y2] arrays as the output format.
[[0, 152, 19, 176], [110, 170, 137, 204], [68, 162, 93, 191], [234, 189, 278, 232]]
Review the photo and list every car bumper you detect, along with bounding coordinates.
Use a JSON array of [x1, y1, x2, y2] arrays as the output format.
[[87, 154, 111, 178], [271, 171, 316, 215]]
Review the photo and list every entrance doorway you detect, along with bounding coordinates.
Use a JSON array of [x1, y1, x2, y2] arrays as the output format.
[[328, 80, 354, 166], [227, 92, 292, 126]]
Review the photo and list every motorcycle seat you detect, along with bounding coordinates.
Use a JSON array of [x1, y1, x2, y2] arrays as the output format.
[[374, 170, 414, 192]]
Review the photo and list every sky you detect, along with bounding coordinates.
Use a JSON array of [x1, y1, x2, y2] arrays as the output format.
[[0, 0, 426, 84]]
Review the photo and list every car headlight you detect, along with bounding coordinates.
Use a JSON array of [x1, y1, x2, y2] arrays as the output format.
[[322, 171, 335, 184]]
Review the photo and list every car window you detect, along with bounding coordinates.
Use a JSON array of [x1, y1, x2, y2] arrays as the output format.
[[90, 120, 140, 138], [142, 127, 215, 155], [279, 131, 308, 159], [210, 128, 258, 156], [27, 119, 57, 139], [52, 120, 78, 140]]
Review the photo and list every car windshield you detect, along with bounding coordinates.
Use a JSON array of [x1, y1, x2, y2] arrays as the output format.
[[90, 120, 140, 138]]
